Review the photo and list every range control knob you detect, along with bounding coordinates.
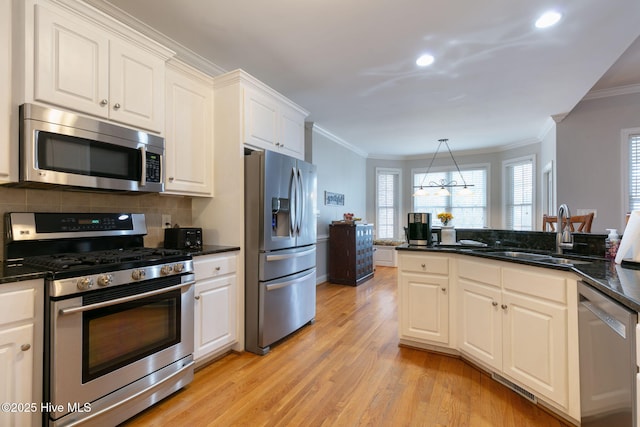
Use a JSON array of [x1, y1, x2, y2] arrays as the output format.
[[77, 277, 94, 290], [173, 263, 185, 273], [97, 274, 113, 287], [160, 265, 174, 275], [131, 269, 146, 281]]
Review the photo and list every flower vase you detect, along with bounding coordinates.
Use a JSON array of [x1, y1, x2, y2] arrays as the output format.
[[441, 225, 456, 245]]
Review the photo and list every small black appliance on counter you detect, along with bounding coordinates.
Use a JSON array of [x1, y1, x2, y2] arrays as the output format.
[[164, 227, 203, 251], [408, 213, 432, 246]]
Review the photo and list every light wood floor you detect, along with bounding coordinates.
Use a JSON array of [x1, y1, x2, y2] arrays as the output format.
[[122, 266, 570, 427]]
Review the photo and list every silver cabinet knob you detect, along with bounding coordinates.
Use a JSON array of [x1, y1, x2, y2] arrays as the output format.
[[100, 99, 108, 106], [421, 263, 426, 268], [492, 301, 498, 307], [168, 177, 175, 182], [441, 287, 446, 292], [501, 304, 508, 310], [21, 344, 31, 351], [114, 103, 121, 110], [194, 295, 200, 300]]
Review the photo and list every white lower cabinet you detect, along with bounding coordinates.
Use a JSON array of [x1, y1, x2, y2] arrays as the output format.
[[398, 253, 450, 346], [0, 279, 43, 427], [400, 253, 580, 423], [193, 252, 239, 363]]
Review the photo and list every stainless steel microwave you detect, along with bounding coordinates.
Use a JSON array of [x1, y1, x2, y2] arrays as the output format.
[[19, 103, 164, 192]]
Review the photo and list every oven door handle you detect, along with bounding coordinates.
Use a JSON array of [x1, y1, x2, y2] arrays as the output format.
[[58, 280, 195, 316]]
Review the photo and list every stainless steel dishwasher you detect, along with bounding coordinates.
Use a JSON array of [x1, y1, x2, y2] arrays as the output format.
[[578, 281, 637, 427]]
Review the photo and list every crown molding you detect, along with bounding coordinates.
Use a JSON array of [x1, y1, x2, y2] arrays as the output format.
[[308, 123, 368, 158], [551, 113, 569, 123], [583, 83, 640, 101], [83, 0, 226, 76]]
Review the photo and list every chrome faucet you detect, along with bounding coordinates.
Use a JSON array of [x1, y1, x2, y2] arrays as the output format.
[[556, 204, 574, 254]]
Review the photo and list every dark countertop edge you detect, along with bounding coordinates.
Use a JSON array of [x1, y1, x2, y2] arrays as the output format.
[[0, 268, 47, 285], [187, 245, 241, 257], [396, 245, 640, 312]]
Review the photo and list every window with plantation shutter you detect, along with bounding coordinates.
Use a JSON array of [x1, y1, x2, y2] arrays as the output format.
[[376, 168, 401, 239], [504, 156, 534, 230], [629, 134, 640, 211], [412, 166, 488, 228]]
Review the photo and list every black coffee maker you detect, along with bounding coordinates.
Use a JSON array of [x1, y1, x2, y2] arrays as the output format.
[[407, 213, 432, 246]]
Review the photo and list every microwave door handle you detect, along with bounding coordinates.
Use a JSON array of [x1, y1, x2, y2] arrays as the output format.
[[139, 146, 147, 187]]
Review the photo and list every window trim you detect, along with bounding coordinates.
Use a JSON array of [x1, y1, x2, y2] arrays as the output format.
[[411, 162, 490, 228], [375, 167, 402, 240], [502, 155, 536, 230], [622, 127, 640, 218]]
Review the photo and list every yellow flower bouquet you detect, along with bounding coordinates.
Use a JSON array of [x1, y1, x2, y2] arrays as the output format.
[[437, 212, 453, 226]]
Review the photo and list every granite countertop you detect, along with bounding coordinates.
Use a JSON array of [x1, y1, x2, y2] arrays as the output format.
[[397, 244, 640, 312], [186, 245, 241, 257], [0, 263, 48, 285]]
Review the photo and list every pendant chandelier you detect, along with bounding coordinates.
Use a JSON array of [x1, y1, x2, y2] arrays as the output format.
[[413, 138, 474, 197]]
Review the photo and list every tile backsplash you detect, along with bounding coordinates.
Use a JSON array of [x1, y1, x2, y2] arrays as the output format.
[[0, 186, 192, 260]]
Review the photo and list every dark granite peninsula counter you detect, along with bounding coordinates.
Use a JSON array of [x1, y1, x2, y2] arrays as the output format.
[[396, 228, 640, 312]]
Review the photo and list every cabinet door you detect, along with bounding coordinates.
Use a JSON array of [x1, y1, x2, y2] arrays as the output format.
[[278, 104, 305, 159], [399, 272, 449, 344], [164, 64, 213, 196], [0, 0, 12, 183], [194, 274, 237, 361], [34, 3, 110, 118], [109, 39, 165, 132], [502, 291, 568, 407], [244, 87, 278, 149], [0, 324, 34, 427], [458, 278, 502, 370]]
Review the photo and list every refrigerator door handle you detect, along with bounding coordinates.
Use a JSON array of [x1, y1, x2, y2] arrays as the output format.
[[265, 269, 316, 291], [289, 167, 297, 236], [265, 248, 316, 262], [296, 168, 304, 235]]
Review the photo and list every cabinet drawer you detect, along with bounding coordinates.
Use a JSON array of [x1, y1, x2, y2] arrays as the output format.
[[0, 288, 35, 326], [502, 267, 566, 303], [194, 254, 237, 280], [399, 254, 449, 275], [458, 258, 501, 287]]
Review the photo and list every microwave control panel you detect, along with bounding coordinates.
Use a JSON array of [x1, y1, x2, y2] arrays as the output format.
[[146, 152, 162, 183]]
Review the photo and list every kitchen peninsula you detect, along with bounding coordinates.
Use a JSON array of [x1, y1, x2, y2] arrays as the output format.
[[396, 229, 640, 426]]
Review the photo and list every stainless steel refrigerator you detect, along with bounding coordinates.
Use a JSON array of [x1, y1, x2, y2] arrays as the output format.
[[244, 149, 317, 355]]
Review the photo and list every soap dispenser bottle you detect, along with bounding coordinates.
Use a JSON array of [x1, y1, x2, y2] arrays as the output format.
[[605, 228, 620, 261]]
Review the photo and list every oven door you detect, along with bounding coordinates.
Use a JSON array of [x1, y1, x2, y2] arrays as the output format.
[[48, 274, 194, 422]]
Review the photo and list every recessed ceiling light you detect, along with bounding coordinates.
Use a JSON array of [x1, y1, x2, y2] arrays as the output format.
[[535, 10, 562, 28], [416, 54, 435, 67]]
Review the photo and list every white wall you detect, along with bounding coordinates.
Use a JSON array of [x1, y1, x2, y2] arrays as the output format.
[[557, 92, 640, 232], [306, 123, 367, 282]]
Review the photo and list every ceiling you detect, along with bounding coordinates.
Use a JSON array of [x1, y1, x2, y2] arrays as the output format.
[[92, 0, 640, 158]]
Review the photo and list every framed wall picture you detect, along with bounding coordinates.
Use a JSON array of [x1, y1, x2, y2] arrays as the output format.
[[324, 191, 344, 206]]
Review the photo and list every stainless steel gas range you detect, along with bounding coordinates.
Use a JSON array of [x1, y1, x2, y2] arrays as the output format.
[[5, 212, 195, 427]]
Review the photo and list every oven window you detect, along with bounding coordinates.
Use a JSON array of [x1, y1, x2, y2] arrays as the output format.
[[36, 131, 141, 180], [82, 290, 181, 383]]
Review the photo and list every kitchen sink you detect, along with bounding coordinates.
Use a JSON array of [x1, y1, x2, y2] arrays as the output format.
[[482, 250, 591, 266], [483, 251, 552, 260]]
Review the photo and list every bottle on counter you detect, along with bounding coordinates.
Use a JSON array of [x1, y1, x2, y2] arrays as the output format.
[[605, 228, 620, 261]]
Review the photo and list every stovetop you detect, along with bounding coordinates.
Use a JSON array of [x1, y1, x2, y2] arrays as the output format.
[[23, 247, 189, 271]]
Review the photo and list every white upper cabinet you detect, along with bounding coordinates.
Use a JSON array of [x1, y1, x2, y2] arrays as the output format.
[[164, 60, 214, 197], [24, 0, 173, 133], [215, 69, 308, 160], [0, 0, 13, 183], [244, 86, 307, 159]]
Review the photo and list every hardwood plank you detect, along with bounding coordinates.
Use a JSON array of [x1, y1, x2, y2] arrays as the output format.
[[122, 267, 572, 427]]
